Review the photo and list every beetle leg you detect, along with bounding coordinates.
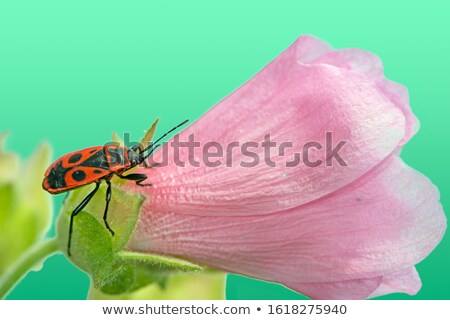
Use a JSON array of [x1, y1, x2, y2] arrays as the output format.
[[68, 182, 100, 256], [117, 173, 152, 187], [103, 180, 115, 237], [142, 160, 161, 169]]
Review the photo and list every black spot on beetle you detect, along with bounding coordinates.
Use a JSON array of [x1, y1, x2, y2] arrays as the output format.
[[46, 161, 67, 189], [94, 169, 103, 174], [72, 170, 86, 182], [68, 153, 82, 163]]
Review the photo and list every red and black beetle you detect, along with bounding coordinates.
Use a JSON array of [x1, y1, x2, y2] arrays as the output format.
[[42, 120, 188, 256]]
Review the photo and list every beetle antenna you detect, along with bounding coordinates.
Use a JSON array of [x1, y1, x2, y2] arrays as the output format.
[[141, 119, 189, 160], [142, 143, 161, 161]]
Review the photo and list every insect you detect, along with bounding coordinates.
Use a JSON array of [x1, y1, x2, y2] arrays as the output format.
[[42, 119, 188, 256]]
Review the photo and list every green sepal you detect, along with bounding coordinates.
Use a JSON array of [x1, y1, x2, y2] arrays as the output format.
[[56, 183, 203, 295], [88, 272, 227, 300]]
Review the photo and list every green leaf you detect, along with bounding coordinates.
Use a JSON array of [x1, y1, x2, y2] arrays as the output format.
[[0, 133, 19, 182], [0, 138, 53, 276], [111, 132, 125, 146], [56, 121, 219, 297], [139, 118, 159, 150], [16, 143, 53, 236], [57, 182, 203, 295]]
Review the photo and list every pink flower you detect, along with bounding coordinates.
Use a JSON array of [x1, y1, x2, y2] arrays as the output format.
[[128, 36, 446, 299]]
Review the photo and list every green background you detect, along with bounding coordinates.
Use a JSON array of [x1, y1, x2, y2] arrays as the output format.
[[1, 0, 449, 299]]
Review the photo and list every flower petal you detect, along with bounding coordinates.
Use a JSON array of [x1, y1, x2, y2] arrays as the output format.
[[141, 36, 405, 216], [291, 277, 382, 300], [289, 267, 421, 299], [288, 34, 333, 63], [314, 47, 384, 78], [368, 267, 422, 298], [300, 35, 418, 144], [130, 155, 445, 299], [376, 79, 419, 145]]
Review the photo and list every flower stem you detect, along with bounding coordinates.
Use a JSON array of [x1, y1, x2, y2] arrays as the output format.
[[0, 238, 59, 299]]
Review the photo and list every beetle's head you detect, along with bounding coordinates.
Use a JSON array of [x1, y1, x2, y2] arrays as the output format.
[[128, 147, 143, 168]]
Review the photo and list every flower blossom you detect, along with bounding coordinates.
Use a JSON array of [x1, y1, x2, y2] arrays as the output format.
[[128, 35, 446, 299]]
